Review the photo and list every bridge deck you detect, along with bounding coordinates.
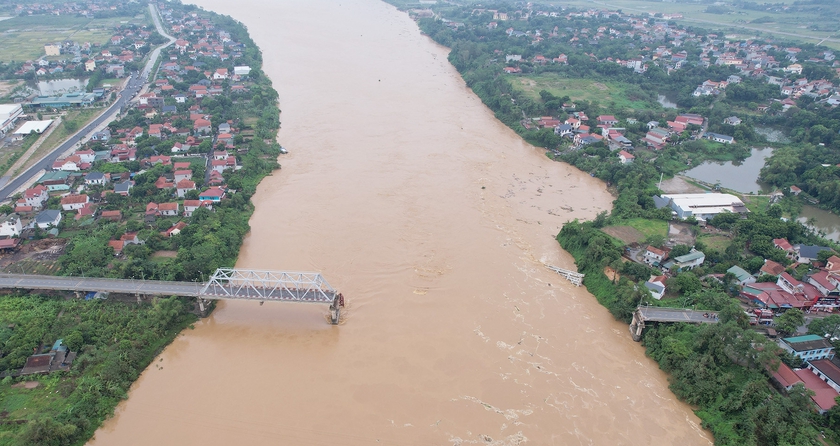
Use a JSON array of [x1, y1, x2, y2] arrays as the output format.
[[0, 274, 336, 303], [639, 307, 718, 324]]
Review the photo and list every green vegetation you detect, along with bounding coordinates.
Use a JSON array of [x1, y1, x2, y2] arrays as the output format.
[[0, 294, 197, 446], [511, 75, 657, 110], [0, 14, 148, 61], [0, 133, 38, 177]]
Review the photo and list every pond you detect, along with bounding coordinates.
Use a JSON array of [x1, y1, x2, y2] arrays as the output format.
[[657, 94, 678, 109], [37, 78, 86, 96], [798, 205, 840, 243], [683, 147, 774, 194], [755, 126, 790, 144]]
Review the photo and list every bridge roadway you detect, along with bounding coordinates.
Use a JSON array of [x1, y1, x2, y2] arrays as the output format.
[[638, 307, 719, 324], [630, 306, 718, 341], [0, 274, 337, 303]]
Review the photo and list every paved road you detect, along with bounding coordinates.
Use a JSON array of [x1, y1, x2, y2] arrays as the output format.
[[639, 307, 719, 324], [0, 274, 337, 303], [0, 4, 177, 202], [0, 274, 202, 297]]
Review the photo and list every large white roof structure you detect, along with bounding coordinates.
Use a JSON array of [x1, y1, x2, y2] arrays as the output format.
[[14, 120, 53, 135], [662, 193, 748, 218]]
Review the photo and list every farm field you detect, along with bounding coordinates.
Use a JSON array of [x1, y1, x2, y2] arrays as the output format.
[[0, 14, 147, 61], [561, 0, 840, 50]]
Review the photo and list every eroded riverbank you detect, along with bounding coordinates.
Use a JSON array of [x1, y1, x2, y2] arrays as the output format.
[[88, 0, 712, 444]]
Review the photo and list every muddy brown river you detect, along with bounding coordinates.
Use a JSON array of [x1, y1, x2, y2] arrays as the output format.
[[89, 0, 712, 444]]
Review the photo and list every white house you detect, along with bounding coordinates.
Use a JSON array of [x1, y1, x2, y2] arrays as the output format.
[[618, 150, 635, 164], [35, 210, 62, 229], [60, 194, 89, 211], [0, 214, 22, 237], [23, 185, 49, 208]]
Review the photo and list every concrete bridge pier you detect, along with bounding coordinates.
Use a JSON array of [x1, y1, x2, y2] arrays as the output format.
[[629, 309, 645, 342]]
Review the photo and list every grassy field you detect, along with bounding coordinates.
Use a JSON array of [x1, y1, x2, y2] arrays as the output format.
[[0, 15, 147, 61], [511, 74, 658, 111], [561, 0, 840, 50], [698, 233, 734, 252], [602, 218, 668, 244]]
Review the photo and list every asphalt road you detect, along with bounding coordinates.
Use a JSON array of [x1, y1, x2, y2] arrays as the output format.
[[639, 307, 720, 324], [0, 273, 202, 296], [0, 4, 177, 202]]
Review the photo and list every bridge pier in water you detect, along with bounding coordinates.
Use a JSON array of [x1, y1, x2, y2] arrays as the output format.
[[629, 309, 645, 342]]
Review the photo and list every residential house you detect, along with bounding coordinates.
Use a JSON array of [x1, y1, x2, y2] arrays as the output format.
[[779, 334, 835, 361], [159, 202, 179, 216], [113, 181, 134, 197], [618, 150, 635, 164], [597, 115, 619, 126], [84, 172, 107, 186], [101, 210, 122, 222], [199, 187, 225, 202], [0, 214, 22, 237], [35, 209, 61, 229], [644, 275, 667, 300], [644, 245, 667, 265], [774, 238, 797, 259], [705, 132, 735, 144], [664, 250, 705, 271], [796, 244, 833, 264], [174, 170, 192, 183], [760, 259, 786, 277], [723, 116, 742, 126], [23, 185, 49, 208], [808, 271, 837, 295], [727, 265, 756, 286], [162, 221, 187, 237], [60, 194, 89, 211], [176, 179, 196, 198]]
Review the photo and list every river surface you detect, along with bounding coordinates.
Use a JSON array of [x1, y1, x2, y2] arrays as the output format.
[[88, 1, 711, 444], [683, 146, 774, 194]]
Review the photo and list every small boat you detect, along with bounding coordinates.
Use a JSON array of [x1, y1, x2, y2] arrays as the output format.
[[279, 146, 288, 154]]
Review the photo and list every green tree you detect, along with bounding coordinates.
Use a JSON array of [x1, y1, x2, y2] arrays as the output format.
[[808, 314, 840, 339], [776, 309, 805, 335]]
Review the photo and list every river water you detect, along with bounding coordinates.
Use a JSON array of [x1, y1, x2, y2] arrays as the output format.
[[88, 0, 711, 444]]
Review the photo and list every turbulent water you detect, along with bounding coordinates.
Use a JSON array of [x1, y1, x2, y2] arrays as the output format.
[[88, 1, 712, 444]]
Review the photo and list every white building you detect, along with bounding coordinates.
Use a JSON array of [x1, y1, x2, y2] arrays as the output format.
[[0, 104, 23, 136], [0, 214, 22, 237], [656, 193, 748, 221]]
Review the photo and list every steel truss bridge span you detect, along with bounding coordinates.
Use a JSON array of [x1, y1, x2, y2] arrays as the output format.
[[0, 268, 346, 324]]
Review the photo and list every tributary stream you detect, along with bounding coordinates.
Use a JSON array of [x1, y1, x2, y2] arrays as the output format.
[[89, 0, 712, 444]]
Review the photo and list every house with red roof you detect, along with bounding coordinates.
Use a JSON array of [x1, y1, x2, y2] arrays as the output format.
[[23, 185, 48, 208], [194, 119, 212, 134], [644, 245, 667, 265], [176, 179, 196, 198], [618, 150, 635, 164], [774, 238, 796, 259], [60, 194, 89, 211], [161, 221, 187, 237], [159, 202, 179, 216], [199, 187, 225, 202]]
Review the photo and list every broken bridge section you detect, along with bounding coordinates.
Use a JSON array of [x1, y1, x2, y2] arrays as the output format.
[[629, 306, 718, 341], [199, 268, 344, 324]]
